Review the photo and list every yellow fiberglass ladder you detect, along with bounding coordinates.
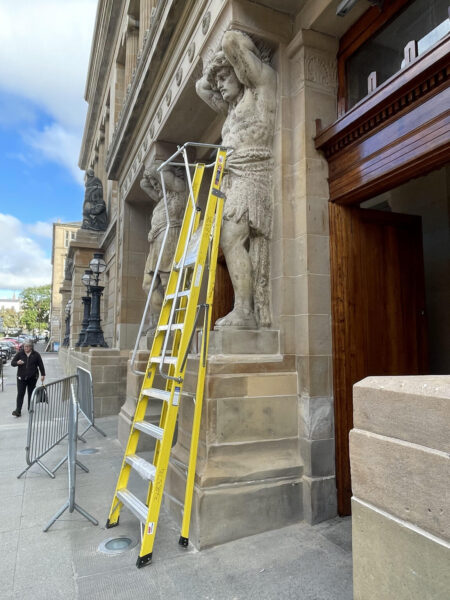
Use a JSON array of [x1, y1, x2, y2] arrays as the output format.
[[106, 144, 228, 568]]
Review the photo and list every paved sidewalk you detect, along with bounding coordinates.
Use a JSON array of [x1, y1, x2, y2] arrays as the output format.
[[0, 353, 353, 599]]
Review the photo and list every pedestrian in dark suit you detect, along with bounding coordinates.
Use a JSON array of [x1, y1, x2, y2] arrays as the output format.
[[11, 339, 46, 416]]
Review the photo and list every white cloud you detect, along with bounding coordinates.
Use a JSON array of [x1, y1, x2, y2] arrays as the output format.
[[25, 122, 85, 184], [0, 214, 52, 289], [0, 0, 97, 182], [26, 221, 53, 239]]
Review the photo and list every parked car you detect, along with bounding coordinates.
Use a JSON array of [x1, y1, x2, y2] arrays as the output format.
[[0, 338, 22, 352], [0, 346, 8, 364], [0, 343, 12, 358], [3, 341, 17, 358]]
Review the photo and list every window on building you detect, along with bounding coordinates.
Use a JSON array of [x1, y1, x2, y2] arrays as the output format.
[[64, 230, 77, 247], [343, 0, 449, 110]]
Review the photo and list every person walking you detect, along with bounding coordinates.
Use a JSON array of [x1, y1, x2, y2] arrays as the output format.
[[11, 339, 46, 417]]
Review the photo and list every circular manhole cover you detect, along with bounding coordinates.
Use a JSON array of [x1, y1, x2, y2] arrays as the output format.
[[98, 536, 137, 555], [78, 448, 99, 455]]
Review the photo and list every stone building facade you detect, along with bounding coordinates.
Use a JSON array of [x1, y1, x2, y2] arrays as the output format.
[[60, 0, 450, 549], [50, 221, 81, 346]]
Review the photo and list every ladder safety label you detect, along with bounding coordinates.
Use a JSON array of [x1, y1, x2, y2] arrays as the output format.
[[147, 522, 155, 535], [214, 155, 224, 185], [173, 386, 180, 406], [195, 265, 202, 287]]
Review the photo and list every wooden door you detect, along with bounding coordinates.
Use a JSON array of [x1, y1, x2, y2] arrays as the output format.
[[329, 204, 428, 515]]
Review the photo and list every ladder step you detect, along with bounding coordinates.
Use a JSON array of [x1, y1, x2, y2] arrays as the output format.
[[141, 388, 171, 402], [150, 356, 177, 365], [158, 323, 184, 331], [134, 421, 164, 440], [165, 290, 190, 300], [125, 454, 156, 481], [116, 489, 148, 524], [174, 254, 196, 270]]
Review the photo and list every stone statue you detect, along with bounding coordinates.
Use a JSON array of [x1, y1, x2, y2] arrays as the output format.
[[140, 162, 186, 330], [81, 169, 107, 231], [64, 257, 73, 281], [196, 29, 277, 328]]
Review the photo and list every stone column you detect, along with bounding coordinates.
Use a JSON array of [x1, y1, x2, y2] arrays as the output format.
[[124, 17, 139, 93], [285, 29, 339, 524], [139, 0, 153, 50]]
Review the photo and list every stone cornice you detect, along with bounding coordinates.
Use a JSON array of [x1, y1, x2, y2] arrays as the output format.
[[79, 0, 123, 170], [315, 36, 450, 159], [106, 0, 194, 179]]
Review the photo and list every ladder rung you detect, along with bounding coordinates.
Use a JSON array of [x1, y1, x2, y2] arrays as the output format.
[[158, 323, 184, 331], [134, 421, 164, 440], [116, 489, 148, 523], [150, 356, 177, 365], [165, 290, 190, 300], [141, 388, 171, 402], [174, 255, 196, 270], [125, 454, 156, 481]]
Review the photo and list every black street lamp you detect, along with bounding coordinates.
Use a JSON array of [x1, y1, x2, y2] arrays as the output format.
[[62, 300, 71, 347], [83, 253, 108, 347], [76, 270, 93, 347]]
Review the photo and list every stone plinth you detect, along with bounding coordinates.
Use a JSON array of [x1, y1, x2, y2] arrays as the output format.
[[351, 376, 450, 600], [58, 346, 128, 416], [164, 329, 303, 549]]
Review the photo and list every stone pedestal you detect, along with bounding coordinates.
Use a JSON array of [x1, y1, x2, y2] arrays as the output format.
[[164, 329, 303, 549]]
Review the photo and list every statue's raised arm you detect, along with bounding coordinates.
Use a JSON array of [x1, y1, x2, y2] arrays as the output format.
[[196, 72, 229, 115], [221, 30, 267, 89]]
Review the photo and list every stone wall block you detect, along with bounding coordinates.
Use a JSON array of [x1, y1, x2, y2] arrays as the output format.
[[299, 395, 334, 440], [354, 376, 450, 452], [302, 475, 337, 524], [216, 395, 298, 443], [350, 429, 450, 540], [300, 437, 335, 477], [352, 498, 450, 600]]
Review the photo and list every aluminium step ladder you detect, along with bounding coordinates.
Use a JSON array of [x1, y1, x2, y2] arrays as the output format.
[[106, 146, 227, 568]]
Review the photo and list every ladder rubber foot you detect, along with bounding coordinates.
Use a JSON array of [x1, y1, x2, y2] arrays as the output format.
[[105, 518, 119, 529], [179, 536, 189, 548], [136, 553, 152, 568]]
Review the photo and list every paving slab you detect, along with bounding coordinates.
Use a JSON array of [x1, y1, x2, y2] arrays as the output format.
[[0, 353, 353, 599]]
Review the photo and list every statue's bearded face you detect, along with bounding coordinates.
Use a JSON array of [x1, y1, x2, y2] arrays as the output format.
[[215, 67, 242, 102]]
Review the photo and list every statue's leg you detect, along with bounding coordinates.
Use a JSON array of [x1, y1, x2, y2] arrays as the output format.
[[216, 219, 257, 328]]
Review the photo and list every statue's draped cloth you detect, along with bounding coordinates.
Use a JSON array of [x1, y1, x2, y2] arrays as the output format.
[[223, 148, 273, 327], [145, 192, 184, 274]]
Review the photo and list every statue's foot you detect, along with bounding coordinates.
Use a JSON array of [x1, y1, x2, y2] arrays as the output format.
[[215, 307, 257, 329]]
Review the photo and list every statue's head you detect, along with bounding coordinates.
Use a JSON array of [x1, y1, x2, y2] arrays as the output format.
[[86, 168, 95, 179], [143, 161, 185, 196], [206, 51, 243, 102]]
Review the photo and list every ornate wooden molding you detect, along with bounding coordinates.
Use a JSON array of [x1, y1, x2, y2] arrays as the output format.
[[315, 37, 450, 204], [316, 37, 450, 158]]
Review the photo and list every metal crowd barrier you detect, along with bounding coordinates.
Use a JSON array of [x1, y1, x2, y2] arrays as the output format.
[[77, 367, 106, 438], [43, 382, 98, 532], [17, 375, 78, 479]]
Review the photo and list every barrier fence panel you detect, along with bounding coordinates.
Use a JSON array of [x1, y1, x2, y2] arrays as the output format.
[[17, 375, 78, 479], [43, 383, 98, 532], [77, 367, 107, 438]]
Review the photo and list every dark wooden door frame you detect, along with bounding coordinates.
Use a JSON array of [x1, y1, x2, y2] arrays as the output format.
[[315, 36, 449, 516]]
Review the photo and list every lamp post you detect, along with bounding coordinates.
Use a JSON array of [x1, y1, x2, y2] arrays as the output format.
[[83, 253, 108, 347], [76, 270, 93, 347], [62, 300, 71, 347]]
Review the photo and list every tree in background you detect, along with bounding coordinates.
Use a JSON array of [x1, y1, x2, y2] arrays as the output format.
[[20, 285, 51, 333], [0, 308, 22, 333]]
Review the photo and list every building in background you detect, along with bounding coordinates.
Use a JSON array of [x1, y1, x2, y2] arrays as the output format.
[[0, 295, 22, 312], [50, 221, 81, 346], [57, 0, 449, 569]]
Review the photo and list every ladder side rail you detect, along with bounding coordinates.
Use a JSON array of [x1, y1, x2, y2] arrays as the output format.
[[179, 154, 227, 546], [158, 163, 204, 382]]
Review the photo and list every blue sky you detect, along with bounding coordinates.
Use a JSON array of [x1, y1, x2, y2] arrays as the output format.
[[0, 0, 97, 296]]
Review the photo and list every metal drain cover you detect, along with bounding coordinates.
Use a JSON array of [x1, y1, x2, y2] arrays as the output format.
[[98, 536, 137, 555], [78, 448, 99, 455]]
